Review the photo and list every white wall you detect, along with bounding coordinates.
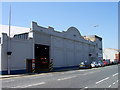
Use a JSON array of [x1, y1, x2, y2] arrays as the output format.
[[0, 21, 101, 73], [53, 37, 65, 67], [34, 31, 50, 46], [103, 48, 118, 60], [1, 33, 33, 71], [31, 21, 97, 68], [0, 44, 1, 71], [1, 33, 8, 71], [10, 38, 33, 70], [52, 36, 92, 67]]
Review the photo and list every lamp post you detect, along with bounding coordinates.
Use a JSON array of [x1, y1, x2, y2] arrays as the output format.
[[7, 5, 12, 75]]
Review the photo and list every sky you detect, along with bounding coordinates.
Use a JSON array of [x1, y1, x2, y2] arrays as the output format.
[[1, 2, 118, 49]]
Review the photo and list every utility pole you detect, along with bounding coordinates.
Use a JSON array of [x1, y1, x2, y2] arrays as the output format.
[[7, 5, 12, 75]]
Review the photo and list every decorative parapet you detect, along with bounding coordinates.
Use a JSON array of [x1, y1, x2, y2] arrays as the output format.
[[31, 21, 99, 45]]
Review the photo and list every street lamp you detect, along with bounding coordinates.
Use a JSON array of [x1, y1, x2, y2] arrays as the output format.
[[7, 5, 12, 75]]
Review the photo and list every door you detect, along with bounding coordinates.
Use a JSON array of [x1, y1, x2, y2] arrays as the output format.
[[35, 44, 49, 72], [26, 59, 32, 73]]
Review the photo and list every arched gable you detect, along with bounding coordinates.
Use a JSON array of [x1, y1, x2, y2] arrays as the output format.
[[66, 27, 81, 36]]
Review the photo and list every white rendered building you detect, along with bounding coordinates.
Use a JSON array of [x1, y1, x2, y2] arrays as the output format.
[[103, 48, 120, 62], [0, 21, 103, 74]]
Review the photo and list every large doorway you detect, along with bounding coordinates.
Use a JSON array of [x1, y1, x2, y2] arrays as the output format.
[[35, 44, 49, 72]]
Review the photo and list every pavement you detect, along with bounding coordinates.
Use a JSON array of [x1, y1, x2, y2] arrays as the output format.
[[0, 64, 119, 90], [0, 68, 79, 79], [0, 72, 54, 79]]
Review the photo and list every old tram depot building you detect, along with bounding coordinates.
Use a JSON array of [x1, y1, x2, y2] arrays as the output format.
[[0, 21, 103, 74]]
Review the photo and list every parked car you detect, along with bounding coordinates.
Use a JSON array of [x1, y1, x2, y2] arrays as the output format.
[[79, 61, 91, 69], [91, 61, 99, 68], [114, 59, 118, 64], [107, 59, 113, 65], [98, 61, 104, 67], [106, 59, 110, 65], [103, 60, 107, 66]]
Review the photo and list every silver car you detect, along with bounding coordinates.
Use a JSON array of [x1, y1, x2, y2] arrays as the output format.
[[98, 61, 104, 67], [91, 61, 99, 68]]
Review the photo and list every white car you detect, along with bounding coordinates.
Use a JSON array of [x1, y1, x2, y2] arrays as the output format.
[[91, 61, 99, 68], [91, 63, 95, 67]]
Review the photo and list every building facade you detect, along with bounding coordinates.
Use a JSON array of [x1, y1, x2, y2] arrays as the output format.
[[0, 21, 103, 74], [103, 48, 120, 62]]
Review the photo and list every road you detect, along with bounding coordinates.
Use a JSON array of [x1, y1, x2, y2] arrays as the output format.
[[1, 64, 119, 90]]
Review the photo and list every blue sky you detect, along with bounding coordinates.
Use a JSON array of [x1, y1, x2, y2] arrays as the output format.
[[1, 2, 118, 49]]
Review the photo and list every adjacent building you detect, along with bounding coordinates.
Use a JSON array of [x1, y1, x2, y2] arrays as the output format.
[[103, 48, 120, 62], [0, 21, 103, 74]]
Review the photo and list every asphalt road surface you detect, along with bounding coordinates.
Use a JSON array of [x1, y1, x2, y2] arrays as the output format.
[[1, 64, 119, 90]]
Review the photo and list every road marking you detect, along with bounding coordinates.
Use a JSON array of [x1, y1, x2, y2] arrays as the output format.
[[113, 82, 115, 85], [112, 73, 118, 77], [12, 82, 45, 88], [84, 87, 88, 88], [96, 77, 109, 84], [58, 76, 76, 81], [108, 85, 111, 88], [117, 80, 118, 82], [21, 82, 45, 88], [81, 86, 88, 90]]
